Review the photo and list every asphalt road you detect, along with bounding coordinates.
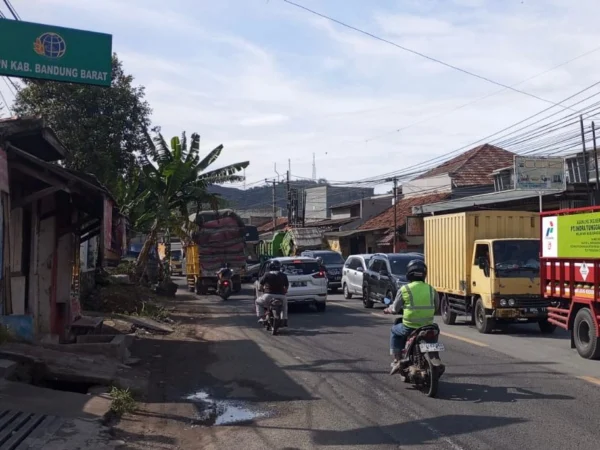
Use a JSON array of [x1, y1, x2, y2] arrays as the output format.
[[134, 281, 600, 450]]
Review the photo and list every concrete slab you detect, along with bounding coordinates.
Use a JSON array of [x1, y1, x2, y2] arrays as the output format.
[[0, 380, 111, 420], [0, 359, 17, 379]]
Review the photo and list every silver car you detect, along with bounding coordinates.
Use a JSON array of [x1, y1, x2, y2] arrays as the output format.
[[341, 254, 373, 299]]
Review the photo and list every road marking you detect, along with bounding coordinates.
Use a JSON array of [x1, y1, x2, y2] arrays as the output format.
[[441, 332, 488, 347], [578, 376, 600, 387]]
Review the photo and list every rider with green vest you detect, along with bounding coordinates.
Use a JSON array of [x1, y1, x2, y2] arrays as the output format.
[[384, 259, 437, 375]]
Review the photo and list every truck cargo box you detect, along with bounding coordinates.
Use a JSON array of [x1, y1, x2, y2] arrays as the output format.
[[425, 211, 539, 296]]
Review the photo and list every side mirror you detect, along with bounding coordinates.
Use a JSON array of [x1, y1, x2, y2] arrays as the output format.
[[356, 266, 364, 272]]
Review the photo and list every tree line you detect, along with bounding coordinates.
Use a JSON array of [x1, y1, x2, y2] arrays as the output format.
[[12, 53, 249, 288]]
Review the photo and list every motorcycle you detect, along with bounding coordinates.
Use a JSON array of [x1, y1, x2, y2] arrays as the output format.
[[263, 297, 284, 336], [217, 271, 233, 300], [384, 297, 446, 398]]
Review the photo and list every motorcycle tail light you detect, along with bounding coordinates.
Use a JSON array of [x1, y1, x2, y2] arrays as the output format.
[[223, 281, 229, 285], [424, 330, 436, 340], [312, 271, 326, 279]]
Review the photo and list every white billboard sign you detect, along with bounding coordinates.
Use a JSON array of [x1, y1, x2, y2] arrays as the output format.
[[514, 156, 565, 191]]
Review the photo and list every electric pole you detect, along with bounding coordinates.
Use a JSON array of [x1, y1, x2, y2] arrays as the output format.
[[386, 176, 399, 252], [267, 178, 277, 231], [286, 170, 291, 224]]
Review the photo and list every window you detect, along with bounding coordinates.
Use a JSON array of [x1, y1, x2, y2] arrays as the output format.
[[369, 259, 382, 272], [315, 252, 345, 265], [282, 261, 320, 275], [474, 244, 490, 265], [345, 257, 356, 269]]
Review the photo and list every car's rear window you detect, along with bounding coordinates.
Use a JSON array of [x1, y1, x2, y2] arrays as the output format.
[[282, 261, 320, 275]]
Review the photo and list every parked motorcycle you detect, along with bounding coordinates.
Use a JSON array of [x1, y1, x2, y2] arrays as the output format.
[[384, 297, 446, 397]]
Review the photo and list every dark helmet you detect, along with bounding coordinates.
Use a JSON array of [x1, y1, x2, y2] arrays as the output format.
[[406, 259, 427, 282], [268, 260, 281, 271], [316, 257, 323, 265]]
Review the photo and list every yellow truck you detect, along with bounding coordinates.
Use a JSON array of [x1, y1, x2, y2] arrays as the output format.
[[158, 240, 184, 276], [425, 211, 554, 334]]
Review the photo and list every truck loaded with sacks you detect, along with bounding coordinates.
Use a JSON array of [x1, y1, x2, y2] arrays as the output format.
[[184, 209, 246, 295], [425, 211, 554, 334]]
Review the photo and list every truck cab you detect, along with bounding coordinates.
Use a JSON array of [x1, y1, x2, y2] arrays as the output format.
[[446, 237, 552, 333]]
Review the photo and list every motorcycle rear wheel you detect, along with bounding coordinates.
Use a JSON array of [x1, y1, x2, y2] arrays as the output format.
[[272, 318, 280, 335], [423, 358, 439, 398]]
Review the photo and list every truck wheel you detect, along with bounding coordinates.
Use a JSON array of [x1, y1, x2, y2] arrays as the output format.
[[538, 319, 556, 334], [573, 308, 600, 359], [362, 285, 374, 309], [474, 298, 494, 334], [441, 295, 457, 325]]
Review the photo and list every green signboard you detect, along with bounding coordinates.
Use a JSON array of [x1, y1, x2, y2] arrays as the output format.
[[557, 212, 600, 258], [0, 18, 112, 86]]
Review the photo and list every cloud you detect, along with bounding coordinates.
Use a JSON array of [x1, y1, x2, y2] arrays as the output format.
[[240, 114, 290, 127], [8, 0, 600, 193]]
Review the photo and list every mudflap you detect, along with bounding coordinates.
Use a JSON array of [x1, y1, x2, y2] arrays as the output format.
[[424, 351, 445, 377]]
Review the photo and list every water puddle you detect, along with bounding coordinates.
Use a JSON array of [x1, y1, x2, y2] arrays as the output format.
[[185, 390, 270, 426]]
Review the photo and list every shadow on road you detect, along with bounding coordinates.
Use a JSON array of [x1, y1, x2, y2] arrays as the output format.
[[251, 414, 527, 446], [436, 382, 574, 403]]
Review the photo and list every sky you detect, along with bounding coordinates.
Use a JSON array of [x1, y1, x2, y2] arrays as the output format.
[[4, 0, 600, 193]]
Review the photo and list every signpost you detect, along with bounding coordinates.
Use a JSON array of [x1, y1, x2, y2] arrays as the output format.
[[514, 156, 566, 212], [0, 18, 112, 87]]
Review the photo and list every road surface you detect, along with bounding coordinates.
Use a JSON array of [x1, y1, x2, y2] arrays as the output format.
[[116, 281, 600, 449]]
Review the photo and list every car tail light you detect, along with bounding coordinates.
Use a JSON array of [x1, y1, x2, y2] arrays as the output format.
[[312, 271, 326, 279]]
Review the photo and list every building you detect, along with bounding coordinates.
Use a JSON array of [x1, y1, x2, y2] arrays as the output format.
[[304, 185, 374, 222], [357, 143, 517, 253], [236, 207, 284, 227], [0, 117, 124, 343], [329, 194, 393, 230]]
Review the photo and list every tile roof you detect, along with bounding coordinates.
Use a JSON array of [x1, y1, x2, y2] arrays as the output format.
[[414, 144, 515, 187], [257, 217, 288, 232], [358, 192, 451, 231]]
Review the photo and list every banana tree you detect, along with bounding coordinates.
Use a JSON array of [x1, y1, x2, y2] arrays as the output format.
[[135, 129, 249, 285]]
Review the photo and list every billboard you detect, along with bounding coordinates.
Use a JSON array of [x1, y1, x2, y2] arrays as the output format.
[[406, 216, 424, 236], [0, 18, 112, 86], [542, 212, 600, 258], [514, 156, 565, 191]]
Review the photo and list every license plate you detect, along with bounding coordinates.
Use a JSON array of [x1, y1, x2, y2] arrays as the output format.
[[331, 276, 341, 281], [292, 281, 307, 287], [419, 343, 445, 352]]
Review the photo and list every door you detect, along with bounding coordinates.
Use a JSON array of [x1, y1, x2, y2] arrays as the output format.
[[471, 243, 491, 295], [367, 259, 382, 300], [377, 261, 392, 299], [348, 258, 363, 294]]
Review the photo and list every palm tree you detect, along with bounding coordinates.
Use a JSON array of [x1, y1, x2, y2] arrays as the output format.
[[134, 129, 249, 286]]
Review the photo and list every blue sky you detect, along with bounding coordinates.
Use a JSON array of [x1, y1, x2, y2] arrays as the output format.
[[5, 0, 600, 192]]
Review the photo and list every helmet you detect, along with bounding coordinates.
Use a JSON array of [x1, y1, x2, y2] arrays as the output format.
[[406, 259, 427, 282], [316, 257, 323, 265], [268, 260, 281, 271], [222, 262, 230, 269]]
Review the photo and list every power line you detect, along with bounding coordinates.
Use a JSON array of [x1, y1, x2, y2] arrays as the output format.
[[3, 0, 20, 20], [283, 0, 583, 113], [364, 45, 600, 143]]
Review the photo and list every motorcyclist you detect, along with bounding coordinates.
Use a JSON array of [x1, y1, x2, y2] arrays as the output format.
[[216, 262, 232, 279], [384, 259, 437, 375], [256, 260, 289, 327], [316, 257, 327, 273]]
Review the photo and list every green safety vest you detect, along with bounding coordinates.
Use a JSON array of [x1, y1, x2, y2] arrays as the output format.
[[401, 281, 436, 329]]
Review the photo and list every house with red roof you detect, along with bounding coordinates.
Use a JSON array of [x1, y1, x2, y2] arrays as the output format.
[[355, 144, 517, 254]]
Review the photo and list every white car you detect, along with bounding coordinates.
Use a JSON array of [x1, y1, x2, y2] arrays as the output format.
[[341, 254, 373, 299], [254, 257, 328, 312]]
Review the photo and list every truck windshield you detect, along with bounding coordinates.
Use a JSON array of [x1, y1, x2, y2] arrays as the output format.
[[492, 240, 540, 278], [170, 251, 182, 261]]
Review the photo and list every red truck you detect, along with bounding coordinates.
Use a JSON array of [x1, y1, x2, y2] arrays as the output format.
[[542, 206, 600, 359]]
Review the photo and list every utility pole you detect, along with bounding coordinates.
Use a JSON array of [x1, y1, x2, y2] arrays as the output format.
[[267, 178, 276, 231], [386, 176, 399, 252], [580, 115, 592, 204], [286, 170, 291, 224]]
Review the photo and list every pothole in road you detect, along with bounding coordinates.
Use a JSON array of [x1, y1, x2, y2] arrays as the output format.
[[185, 390, 271, 426]]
